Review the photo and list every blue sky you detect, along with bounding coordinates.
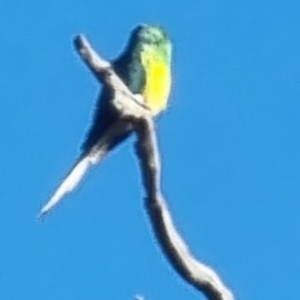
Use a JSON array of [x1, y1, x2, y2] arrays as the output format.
[[1, 1, 300, 299]]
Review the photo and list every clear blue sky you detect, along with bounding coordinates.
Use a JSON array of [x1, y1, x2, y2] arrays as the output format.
[[1, 1, 300, 299]]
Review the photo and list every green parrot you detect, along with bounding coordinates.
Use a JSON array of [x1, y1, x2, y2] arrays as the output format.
[[39, 24, 172, 217]]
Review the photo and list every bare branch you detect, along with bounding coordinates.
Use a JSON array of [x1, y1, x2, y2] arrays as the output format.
[[135, 118, 234, 300], [74, 35, 149, 118], [74, 34, 111, 81], [74, 34, 235, 300]]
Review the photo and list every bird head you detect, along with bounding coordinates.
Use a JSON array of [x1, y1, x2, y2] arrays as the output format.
[[131, 24, 170, 45], [126, 24, 172, 61]]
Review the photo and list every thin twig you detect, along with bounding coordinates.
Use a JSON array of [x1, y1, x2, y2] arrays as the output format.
[[74, 35, 149, 117]]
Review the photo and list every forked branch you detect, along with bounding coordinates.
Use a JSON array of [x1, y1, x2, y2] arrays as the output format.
[[74, 34, 235, 300]]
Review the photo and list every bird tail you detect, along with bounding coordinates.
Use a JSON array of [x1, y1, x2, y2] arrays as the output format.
[[38, 149, 104, 218], [38, 119, 133, 219]]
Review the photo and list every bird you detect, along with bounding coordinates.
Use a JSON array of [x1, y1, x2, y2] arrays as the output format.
[[39, 24, 172, 217]]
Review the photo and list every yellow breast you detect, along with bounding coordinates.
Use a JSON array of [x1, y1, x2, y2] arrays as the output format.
[[141, 53, 171, 116]]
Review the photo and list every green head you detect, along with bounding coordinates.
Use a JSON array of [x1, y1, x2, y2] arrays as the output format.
[[131, 24, 170, 44], [126, 24, 172, 62]]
